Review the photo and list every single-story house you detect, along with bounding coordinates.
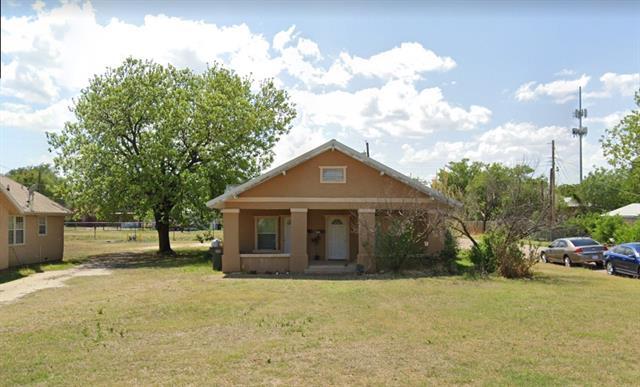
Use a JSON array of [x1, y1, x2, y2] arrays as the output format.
[[0, 175, 72, 270], [606, 203, 640, 224], [207, 139, 459, 274]]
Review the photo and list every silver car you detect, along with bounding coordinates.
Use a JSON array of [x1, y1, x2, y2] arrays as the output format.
[[540, 237, 606, 268]]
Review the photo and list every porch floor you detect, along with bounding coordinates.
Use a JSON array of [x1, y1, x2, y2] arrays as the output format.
[[305, 261, 358, 274]]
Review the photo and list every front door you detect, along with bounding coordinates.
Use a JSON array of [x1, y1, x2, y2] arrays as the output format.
[[283, 216, 291, 254], [326, 216, 348, 260]]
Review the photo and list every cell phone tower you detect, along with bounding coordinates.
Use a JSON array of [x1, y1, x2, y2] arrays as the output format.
[[572, 86, 588, 183]]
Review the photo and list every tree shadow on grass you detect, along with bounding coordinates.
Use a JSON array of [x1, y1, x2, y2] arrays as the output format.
[[223, 264, 477, 281], [80, 249, 211, 270]]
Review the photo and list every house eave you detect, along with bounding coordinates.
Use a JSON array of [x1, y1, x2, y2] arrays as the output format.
[[206, 139, 462, 209]]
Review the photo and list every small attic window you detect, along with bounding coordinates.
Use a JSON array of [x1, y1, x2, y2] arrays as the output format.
[[320, 166, 346, 183]]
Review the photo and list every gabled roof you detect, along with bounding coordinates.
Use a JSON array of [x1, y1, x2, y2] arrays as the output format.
[[606, 203, 640, 218], [207, 139, 460, 208], [0, 175, 72, 215]]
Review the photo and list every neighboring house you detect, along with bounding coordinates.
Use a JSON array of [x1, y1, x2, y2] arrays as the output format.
[[0, 175, 72, 270], [606, 203, 640, 224], [207, 139, 459, 274]]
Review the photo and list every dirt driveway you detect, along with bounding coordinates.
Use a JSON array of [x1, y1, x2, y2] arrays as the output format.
[[0, 266, 112, 304]]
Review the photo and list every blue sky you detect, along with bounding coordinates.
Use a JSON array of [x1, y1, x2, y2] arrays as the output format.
[[1, 0, 638, 185]]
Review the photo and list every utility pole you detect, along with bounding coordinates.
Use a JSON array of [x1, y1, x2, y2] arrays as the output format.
[[572, 87, 588, 183], [549, 140, 556, 225]]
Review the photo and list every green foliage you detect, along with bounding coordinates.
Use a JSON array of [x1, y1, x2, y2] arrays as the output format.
[[438, 229, 460, 273], [592, 216, 625, 243], [469, 237, 497, 275], [6, 164, 66, 205], [566, 215, 639, 244], [598, 90, 640, 204], [375, 218, 425, 272], [470, 229, 537, 278], [432, 158, 484, 197], [614, 221, 640, 243], [48, 58, 296, 252], [573, 169, 633, 212], [602, 90, 640, 171], [195, 230, 217, 243]]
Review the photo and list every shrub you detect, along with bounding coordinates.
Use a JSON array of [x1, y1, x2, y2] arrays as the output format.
[[469, 237, 497, 275], [375, 218, 424, 272], [470, 228, 537, 278], [614, 220, 640, 243], [438, 229, 459, 273], [592, 215, 625, 243]]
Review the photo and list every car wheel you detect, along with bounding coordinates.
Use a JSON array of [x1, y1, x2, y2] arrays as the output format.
[[564, 256, 572, 268], [606, 261, 615, 275], [540, 253, 548, 263]]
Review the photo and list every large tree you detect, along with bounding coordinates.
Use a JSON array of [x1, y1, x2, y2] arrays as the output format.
[[49, 58, 296, 253], [600, 89, 640, 202]]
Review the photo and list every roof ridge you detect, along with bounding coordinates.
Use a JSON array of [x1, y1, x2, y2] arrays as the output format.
[[206, 138, 460, 208]]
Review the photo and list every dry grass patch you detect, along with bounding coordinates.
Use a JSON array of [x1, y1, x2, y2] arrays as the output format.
[[1, 252, 639, 385]]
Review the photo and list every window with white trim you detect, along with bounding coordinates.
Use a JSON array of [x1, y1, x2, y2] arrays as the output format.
[[38, 216, 47, 236], [320, 166, 346, 183], [255, 216, 278, 250], [8, 216, 25, 245]]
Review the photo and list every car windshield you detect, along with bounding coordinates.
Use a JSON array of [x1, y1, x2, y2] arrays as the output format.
[[570, 238, 600, 247]]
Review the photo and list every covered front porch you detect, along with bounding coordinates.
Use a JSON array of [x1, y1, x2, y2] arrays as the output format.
[[220, 208, 376, 273]]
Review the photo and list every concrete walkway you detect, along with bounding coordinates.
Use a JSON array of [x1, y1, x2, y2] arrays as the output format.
[[0, 266, 111, 304]]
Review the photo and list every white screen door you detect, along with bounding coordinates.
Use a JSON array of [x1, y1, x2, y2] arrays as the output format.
[[326, 216, 348, 260]]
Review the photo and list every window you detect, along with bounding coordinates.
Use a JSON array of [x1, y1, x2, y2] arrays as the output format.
[[255, 217, 278, 250], [570, 238, 599, 247], [38, 216, 47, 236], [320, 166, 346, 183], [8, 216, 25, 245]]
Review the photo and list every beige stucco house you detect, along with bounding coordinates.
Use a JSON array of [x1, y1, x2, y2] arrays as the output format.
[[1, 175, 72, 270], [207, 139, 458, 274]]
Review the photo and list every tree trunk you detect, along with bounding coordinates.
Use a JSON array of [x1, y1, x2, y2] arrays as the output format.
[[156, 220, 173, 254]]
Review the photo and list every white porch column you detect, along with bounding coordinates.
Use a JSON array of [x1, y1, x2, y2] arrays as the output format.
[[221, 209, 240, 272], [357, 208, 376, 273], [290, 208, 308, 272]]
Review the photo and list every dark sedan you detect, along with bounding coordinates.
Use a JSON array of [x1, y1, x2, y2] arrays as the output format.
[[604, 243, 640, 278]]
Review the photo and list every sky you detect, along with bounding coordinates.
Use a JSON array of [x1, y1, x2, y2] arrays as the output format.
[[1, 0, 639, 185]]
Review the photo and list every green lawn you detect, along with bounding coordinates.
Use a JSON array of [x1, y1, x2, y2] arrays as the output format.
[[0, 228, 216, 284], [1, 247, 638, 385]]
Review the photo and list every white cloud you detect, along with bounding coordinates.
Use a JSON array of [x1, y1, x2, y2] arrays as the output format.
[[0, 99, 74, 132], [516, 72, 639, 103], [400, 122, 607, 184], [31, 0, 45, 12], [585, 110, 628, 129], [0, 60, 59, 103], [293, 80, 491, 138], [338, 42, 456, 82], [515, 74, 590, 104], [585, 72, 640, 99], [1, 0, 485, 171], [270, 125, 329, 167]]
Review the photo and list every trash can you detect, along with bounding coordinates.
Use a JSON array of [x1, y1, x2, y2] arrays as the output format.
[[210, 239, 223, 271]]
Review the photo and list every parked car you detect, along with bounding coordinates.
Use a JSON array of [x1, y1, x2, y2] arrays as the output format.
[[540, 237, 606, 267], [604, 243, 640, 278]]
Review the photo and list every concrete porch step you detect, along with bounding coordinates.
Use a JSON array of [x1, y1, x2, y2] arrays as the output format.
[[304, 261, 358, 274]]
